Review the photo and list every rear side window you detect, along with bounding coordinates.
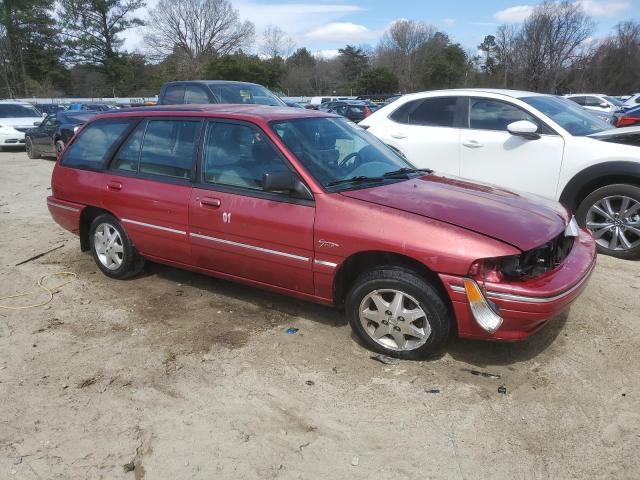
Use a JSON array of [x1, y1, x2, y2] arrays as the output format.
[[584, 96, 603, 107], [568, 96, 585, 105], [184, 85, 210, 104], [163, 85, 185, 104], [111, 123, 145, 172], [389, 97, 457, 127], [139, 120, 199, 179], [62, 119, 132, 169]]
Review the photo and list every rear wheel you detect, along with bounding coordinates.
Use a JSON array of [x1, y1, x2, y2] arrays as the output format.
[[89, 214, 144, 279], [25, 137, 39, 159], [576, 184, 640, 260], [345, 267, 451, 359]]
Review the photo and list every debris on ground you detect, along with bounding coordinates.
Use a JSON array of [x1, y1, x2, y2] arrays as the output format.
[[371, 354, 400, 365], [285, 327, 299, 334], [425, 389, 441, 394], [351, 456, 359, 466], [461, 368, 501, 379], [305, 380, 315, 386], [123, 462, 135, 473], [498, 385, 507, 394]]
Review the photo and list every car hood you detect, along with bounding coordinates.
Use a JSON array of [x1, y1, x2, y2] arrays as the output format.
[[0, 117, 43, 128], [340, 174, 569, 251], [588, 126, 640, 146]]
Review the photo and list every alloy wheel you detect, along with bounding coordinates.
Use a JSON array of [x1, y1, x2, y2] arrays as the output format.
[[586, 195, 640, 251], [25, 138, 33, 157], [359, 289, 430, 351], [93, 222, 124, 270]]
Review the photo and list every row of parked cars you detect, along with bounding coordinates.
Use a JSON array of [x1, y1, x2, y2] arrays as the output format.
[[39, 79, 640, 359], [564, 93, 640, 127]]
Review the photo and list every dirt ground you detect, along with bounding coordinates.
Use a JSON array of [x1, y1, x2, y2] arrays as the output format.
[[0, 150, 639, 480]]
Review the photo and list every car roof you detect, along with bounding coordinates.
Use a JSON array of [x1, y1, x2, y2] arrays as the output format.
[[162, 80, 265, 87], [93, 104, 337, 122], [398, 88, 551, 100], [0, 99, 35, 105], [565, 93, 607, 96]]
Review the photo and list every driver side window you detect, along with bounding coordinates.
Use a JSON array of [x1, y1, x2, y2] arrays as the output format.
[[202, 122, 289, 191], [469, 99, 539, 131]]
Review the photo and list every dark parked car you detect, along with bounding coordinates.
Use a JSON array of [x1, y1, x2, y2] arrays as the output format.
[[35, 104, 67, 115], [615, 105, 640, 128], [25, 111, 95, 158], [158, 80, 286, 107], [322, 100, 378, 122]]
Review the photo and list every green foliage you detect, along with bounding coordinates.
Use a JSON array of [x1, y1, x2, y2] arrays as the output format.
[[338, 45, 369, 83], [287, 48, 316, 69], [57, 0, 145, 94], [421, 42, 468, 90], [204, 53, 285, 89], [357, 68, 399, 94]]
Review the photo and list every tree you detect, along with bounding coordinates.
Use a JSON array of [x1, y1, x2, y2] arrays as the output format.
[[515, 0, 594, 91], [338, 45, 369, 84], [145, 0, 254, 77], [205, 53, 284, 89], [0, 0, 65, 97], [478, 35, 497, 76], [261, 25, 294, 59], [58, 0, 145, 96], [376, 20, 435, 91], [421, 41, 468, 89], [357, 68, 398, 94]]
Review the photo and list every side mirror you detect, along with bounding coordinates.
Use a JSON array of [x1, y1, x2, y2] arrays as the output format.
[[263, 171, 313, 200], [507, 120, 540, 140], [599, 102, 609, 108]]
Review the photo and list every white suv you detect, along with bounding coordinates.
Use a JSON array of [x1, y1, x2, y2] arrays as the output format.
[[360, 89, 640, 259], [564, 93, 624, 113], [0, 100, 44, 150]]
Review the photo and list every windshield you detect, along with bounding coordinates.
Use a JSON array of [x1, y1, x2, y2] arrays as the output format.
[[271, 117, 416, 191], [0, 104, 41, 118], [522, 95, 612, 136], [210, 84, 285, 107], [603, 96, 623, 107]]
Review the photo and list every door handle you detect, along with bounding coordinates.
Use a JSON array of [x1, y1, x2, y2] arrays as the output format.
[[462, 140, 483, 149], [107, 181, 122, 191], [390, 132, 407, 139], [200, 197, 221, 208]]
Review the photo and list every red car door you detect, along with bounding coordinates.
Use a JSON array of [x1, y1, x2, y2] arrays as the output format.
[[189, 120, 315, 294], [102, 118, 202, 265]]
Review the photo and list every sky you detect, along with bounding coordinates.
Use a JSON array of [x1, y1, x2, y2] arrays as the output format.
[[122, 0, 640, 58]]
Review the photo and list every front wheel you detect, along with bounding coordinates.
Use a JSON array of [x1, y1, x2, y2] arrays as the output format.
[[25, 137, 39, 159], [345, 267, 451, 359], [55, 140, 65, 156], [576, 184, 640, 260]]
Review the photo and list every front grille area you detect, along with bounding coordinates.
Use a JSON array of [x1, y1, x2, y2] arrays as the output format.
[[501, 232, 574, 280]]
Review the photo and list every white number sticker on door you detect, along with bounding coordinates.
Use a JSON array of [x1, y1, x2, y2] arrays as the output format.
[[222, 212, 232, 224]]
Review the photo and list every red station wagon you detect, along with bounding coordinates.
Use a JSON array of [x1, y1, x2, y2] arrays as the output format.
[[48, 105, 597, 358]]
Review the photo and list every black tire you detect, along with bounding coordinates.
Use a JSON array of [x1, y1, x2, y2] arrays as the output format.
[[55, 139, 65, 156], [25, 137, 39, 159], [576, 183, 640, 260], [345, 267, 451, 359], [89, 214, 144, 279]]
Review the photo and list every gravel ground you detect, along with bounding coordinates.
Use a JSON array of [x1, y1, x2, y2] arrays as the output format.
[[0, 150, 639, 480]]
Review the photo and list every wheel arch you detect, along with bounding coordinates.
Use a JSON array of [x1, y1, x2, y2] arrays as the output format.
[[332, 250, 453, 313], [559, 161, 640, 212], [79, 206, 113, 251]]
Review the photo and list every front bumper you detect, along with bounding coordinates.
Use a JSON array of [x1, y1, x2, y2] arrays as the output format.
[[0, 130, 26, 145], [440, 228, 597, 341]]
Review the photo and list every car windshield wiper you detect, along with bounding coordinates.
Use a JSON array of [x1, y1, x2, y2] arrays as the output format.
[[327, 175, 383, 187], [382, 167, 433, 178]]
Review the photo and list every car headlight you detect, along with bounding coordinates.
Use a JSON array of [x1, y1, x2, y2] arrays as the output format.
[[469, 233, 574, 283]]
